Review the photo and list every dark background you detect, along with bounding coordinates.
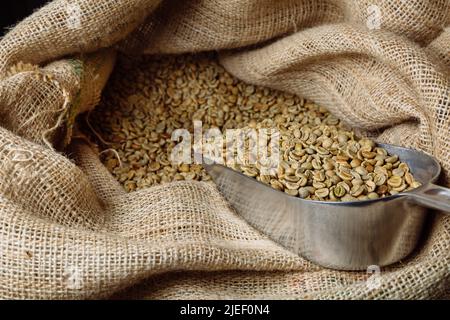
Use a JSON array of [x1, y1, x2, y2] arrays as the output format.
[[1, 1, 49, 36]]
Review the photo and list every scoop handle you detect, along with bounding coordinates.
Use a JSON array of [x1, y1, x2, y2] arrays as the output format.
[[407, 183, 450, 213]]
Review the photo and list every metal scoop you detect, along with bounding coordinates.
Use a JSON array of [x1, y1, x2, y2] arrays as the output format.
[[204, 144, 450, 270]]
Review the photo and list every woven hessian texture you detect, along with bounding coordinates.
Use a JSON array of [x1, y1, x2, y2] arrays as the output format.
[[0, 0, 449, 299]]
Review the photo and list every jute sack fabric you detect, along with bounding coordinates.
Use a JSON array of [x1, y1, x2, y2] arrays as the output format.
[[0, 0, 449, 299]]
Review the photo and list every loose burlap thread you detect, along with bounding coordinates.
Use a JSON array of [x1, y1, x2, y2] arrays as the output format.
[[0, 0, 449, 299]]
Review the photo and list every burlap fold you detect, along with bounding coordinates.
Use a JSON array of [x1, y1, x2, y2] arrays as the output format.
[[0, 0, 449, 299]]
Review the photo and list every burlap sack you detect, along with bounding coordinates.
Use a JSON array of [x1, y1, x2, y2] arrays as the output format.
[[0, 0, 449, 299]]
